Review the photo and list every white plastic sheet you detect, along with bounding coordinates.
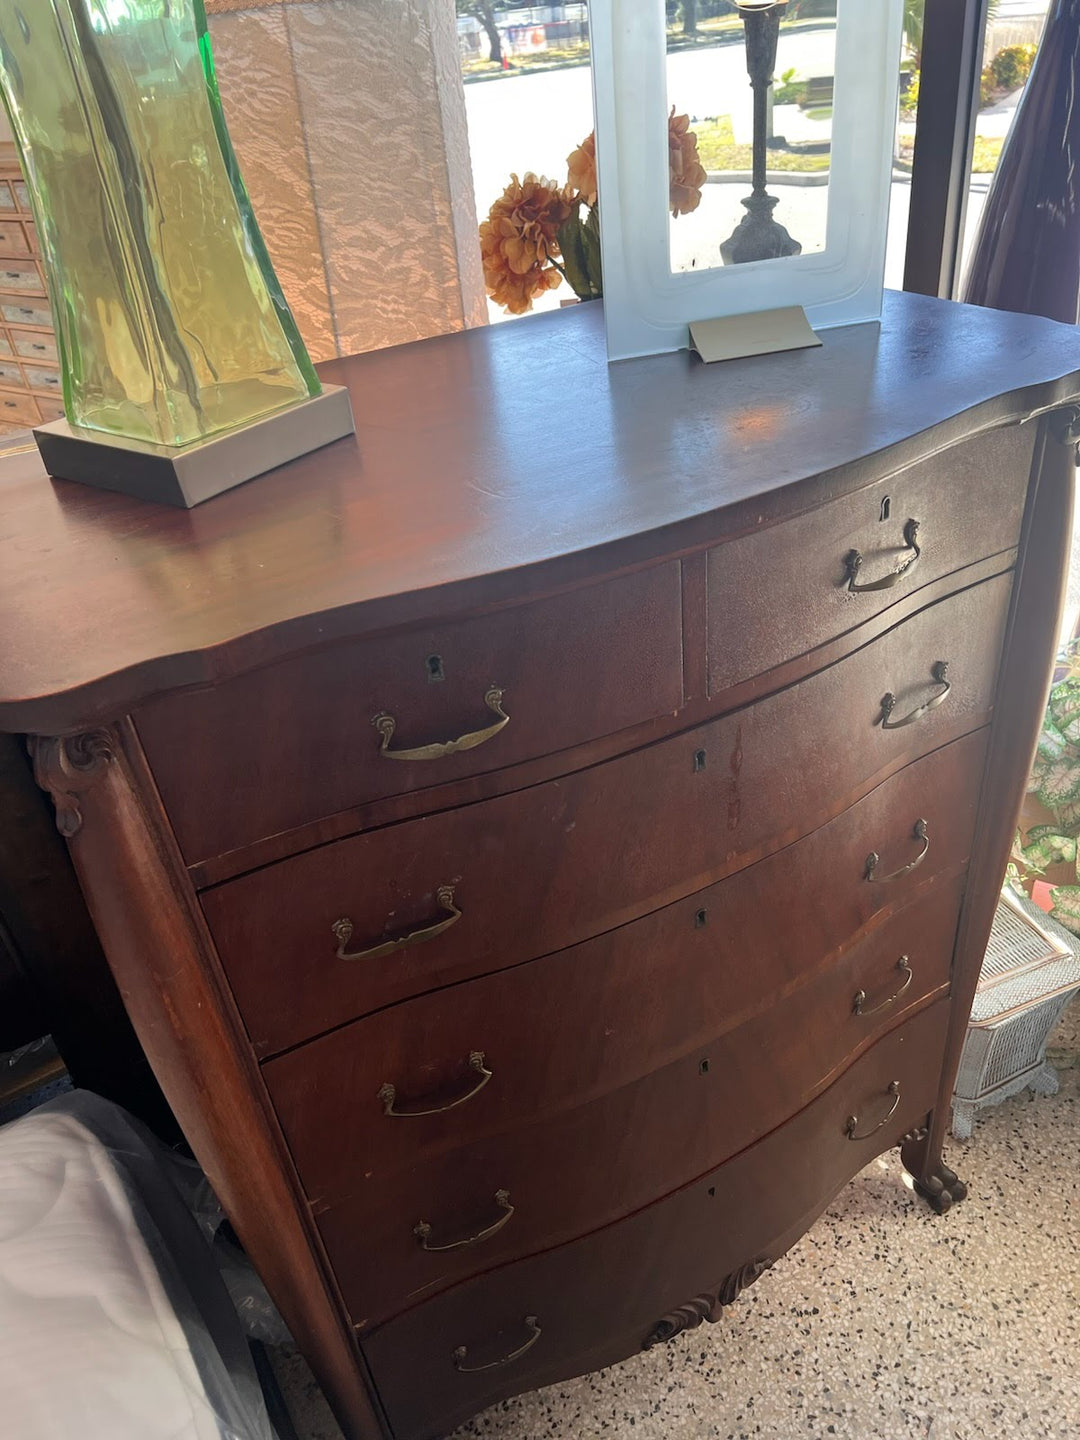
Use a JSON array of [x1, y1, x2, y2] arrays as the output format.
[[0, 1091, 276, 1440]]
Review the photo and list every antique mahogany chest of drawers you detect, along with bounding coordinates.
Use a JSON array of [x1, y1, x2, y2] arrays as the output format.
[[3, 292, 1080, 1440]]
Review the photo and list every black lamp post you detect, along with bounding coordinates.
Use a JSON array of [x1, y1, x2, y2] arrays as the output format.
[[720, 0, 802, 265]]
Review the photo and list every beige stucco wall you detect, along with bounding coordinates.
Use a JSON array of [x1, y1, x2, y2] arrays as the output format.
[[205, 0, 487, 363]]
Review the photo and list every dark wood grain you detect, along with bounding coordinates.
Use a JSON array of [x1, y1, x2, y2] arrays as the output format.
[[904, 409, 1077, 1198], [184, 548, 1014, 890], [135, 562, 684, 864], [308, 882, 959, 1330], [264, 733, 987, 1198], [3, 292, 1080, 735], [42, 722, 389, 1440], [360, 1005, 950, 1440], [205, 576, 1010, 1055], [706, 421, 1030, 694]]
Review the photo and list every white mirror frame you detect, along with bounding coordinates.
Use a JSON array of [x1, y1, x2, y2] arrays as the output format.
[[589, 0, 905, 360]]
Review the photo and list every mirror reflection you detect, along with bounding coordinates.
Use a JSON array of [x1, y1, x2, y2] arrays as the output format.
[[665, 0, 835, 275]]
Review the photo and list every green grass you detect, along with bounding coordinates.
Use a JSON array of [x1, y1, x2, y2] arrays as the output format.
[[693, 116, 831, 174]]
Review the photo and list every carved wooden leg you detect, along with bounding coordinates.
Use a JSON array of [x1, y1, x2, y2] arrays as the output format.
[[900, 1123, 968, 1215]]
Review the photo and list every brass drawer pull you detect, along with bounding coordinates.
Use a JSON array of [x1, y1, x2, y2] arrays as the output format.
[[844, 518, 921, 592], [879, 660, 950, 729], [332, 885, 461, 962], [373, 686, 509, 761], [379, 1050, 492, 1118], [853, 956, 913, 1016], [865, 818, 929, 884], [415, 1189, 515, 1252], [845, 1079, 901, 1140], [453, 1315, 541, 1373]]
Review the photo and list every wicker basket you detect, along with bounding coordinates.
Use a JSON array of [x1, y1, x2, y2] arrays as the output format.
[[952, 888, 1080, 1139]]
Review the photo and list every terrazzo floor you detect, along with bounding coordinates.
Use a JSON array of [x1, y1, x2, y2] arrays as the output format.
[[272, 1002, 1080, 1440]]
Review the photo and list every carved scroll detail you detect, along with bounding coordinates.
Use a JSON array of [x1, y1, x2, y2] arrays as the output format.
[[642, 1258, 772, 1350], [28, 730, 115, 837]]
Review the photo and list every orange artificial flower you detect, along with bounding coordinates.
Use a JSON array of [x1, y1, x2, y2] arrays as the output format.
[[566, 132, 598, 207], [668, 109, 707, 217], [479, 172, 574, 314]]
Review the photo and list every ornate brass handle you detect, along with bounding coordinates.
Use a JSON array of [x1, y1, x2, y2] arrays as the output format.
[[844, 518, 921, 593], [453, 1316, 541, 1373], [414, 1190, 515, 1253], [845, 1079, 901, 1140], [373, 686, 509, 761], [378, 1051, 492, 1118], [865, 819, 929, 884], [879, 660, 951, 729], [853, 956, 913, 1017], [332, 885, 461, 963]]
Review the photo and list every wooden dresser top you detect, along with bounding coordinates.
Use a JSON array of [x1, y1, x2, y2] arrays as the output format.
[[3, 290, 1080, 734]]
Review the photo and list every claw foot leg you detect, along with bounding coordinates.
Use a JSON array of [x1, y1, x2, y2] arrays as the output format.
[[901, 1126, 968, 1214]]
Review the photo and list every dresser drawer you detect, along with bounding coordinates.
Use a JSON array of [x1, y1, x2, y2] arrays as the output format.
[[1, 300, 51, 328], [707, 424, 1029, 695], [207, 575, 1010, 1054], [0, 257, 42, 295], [9, 327, 56, 362], [136, 562, 684, 864], [360, 1003, 949, 1440], [309, 877, 960, 1327], [0, 389, 38, 425], [0, 219, 29, 254], [265, 730, 987, 1194]]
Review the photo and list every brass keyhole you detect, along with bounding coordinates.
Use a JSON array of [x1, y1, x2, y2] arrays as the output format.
[[880, 495, 891, 522]]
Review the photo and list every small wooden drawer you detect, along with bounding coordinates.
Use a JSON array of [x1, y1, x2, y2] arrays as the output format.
[[1, 300, 50, 328], [10, 328, 56, 362], [0, 359, 23, 388], [0, 390, 38, 425], [706, 423, 1030, 696], [0, 257, 43, 295], [306, 879, 961, 1327], [34, 396, 64, 422], [13, 181, 30, 213], [0, 181, 15, 213], [359, 1003, 949, 1439], [0, 333, 13, 357], [266, 730, 987, 1197], [22, 363, 59, 394], [137, 562, 685, 864], [206, 574, 1011, 1054], [0, 220, 29, 255]]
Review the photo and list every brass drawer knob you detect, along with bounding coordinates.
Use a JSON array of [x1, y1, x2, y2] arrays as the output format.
[[373, 685, 509, 761], [853, 956, 913, 1017], [378, 1050, 492, 1118], [414, 1189, 515, 1253], [879, 660, 951, 729], [865, 818, 929, 884], [844, 517, 921, 593], [453, 1315, 541, 1373], [331, 885, 461, 963], [845, 1079, 901, 1140]]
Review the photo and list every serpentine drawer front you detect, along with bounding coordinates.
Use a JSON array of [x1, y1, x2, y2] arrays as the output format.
[[705, 423, 1031, 694], [359, 1004, 951, 1440], [204, 573, 1011, 1055], [265, 732, 988, 1195], [135, 561, 684, 864], [9, 295, 1080, 1440]]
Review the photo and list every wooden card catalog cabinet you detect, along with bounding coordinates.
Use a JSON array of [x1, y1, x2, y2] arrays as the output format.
[[2, 292, 1078, 1440]]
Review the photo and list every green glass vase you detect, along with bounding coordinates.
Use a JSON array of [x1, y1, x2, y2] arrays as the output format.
[[0, 0, 320, 448]]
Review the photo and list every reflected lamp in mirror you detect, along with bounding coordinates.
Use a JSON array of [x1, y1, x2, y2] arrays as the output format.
[[589, 0, 904, 360], [0, 0, 354, 508]]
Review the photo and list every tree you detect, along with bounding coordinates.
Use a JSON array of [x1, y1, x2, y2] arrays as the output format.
[[457, 1, 504, 66], [682, 0, 699, 36]]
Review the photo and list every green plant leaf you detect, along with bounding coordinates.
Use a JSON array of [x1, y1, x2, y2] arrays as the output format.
[[1050, 884, 1080, 935], [1048, 682, 1080, 745], [1021, 831, 1077, 871], [1035, 760, 1080, 810]]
